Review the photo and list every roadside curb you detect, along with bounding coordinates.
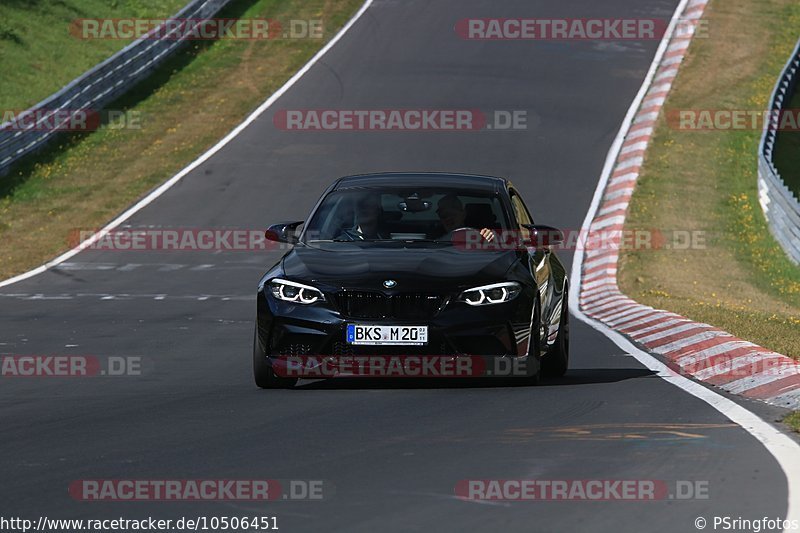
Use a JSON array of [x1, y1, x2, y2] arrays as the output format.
[[576, 0, 800, 410]]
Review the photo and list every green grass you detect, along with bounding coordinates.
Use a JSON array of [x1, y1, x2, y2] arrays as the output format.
[[618, 0, 800, 359], [0, 0, 186, 110], [772, 86, 800, 197], [785, 411, 800, 433], [0, 0, 362, 278]]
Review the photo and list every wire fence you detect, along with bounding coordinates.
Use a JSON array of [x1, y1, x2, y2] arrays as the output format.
[[758, 37, 800, 264], [0, 0, 233, 176]]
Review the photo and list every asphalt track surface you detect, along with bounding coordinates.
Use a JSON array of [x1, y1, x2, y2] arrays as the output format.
[[0, 1, 794, 532]]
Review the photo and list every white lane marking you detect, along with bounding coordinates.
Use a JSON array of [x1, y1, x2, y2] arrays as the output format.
[[641, 95, 666, 108], [583, 290, 624, 306], [584, 300, 631, 316], [603, 188, 633, 201], [583, 265, 616, 277], [667, 40, 691, 53], [590, 215, 626, 230], [649, 82, 673, 94], [620, 141, 648, 155], [594, 303, 640, 321], [56, 262, 264, 272], [653, 67, 679, 82], [626, 125, 655, 139], [608, 172, 639, 185], [692, 339, 764, 359], [610, 310, 667, 329], [583, 253, 620, 270], [0, 0, 376, 290], [661, 54, 685, 67], [568, 0, 800, 526], [581, 278, 618, 291], [723, 368, 795, 395], [597, 201, 630, 217], [625, 317, 688, 336], [654, 330, 730, 355], [690, 349, 771, 380], [604, 308, 659, 326], [633, 111, 660, 123], [0, 293, 251, 301], [580, 282, 618, 296], [635, 322, 712, 344], [58, 262, 118, 271], [615, 156, 643, 170]]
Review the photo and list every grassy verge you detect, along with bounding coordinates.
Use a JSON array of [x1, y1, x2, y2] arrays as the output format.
[[618, 0, 800, 359], [785, 412, 800, 433], [0, 0, 362, 279], [0, 0, 185, 110], [773, 87, 800, 196]]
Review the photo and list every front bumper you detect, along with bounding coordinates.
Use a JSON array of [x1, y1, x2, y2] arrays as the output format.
[[256, 286, 535, 359]]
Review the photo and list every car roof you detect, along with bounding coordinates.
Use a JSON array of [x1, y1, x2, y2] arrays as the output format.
[[332, 172, 509, 193]]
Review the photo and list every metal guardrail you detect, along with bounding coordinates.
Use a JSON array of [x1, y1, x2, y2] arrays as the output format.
[[0, 0, 232, 176], [758, 36, 800, 265]]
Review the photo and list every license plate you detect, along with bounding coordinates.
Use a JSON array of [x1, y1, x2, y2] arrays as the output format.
[[346, 325, 428, 346]]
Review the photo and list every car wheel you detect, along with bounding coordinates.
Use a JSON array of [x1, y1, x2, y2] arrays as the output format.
[[253, 325, 297, 389], [542, 294, 569, 377]]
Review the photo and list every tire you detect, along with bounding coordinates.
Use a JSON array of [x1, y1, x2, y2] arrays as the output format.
[[253, 326, 297, 389], [542, 294, 569, 377]]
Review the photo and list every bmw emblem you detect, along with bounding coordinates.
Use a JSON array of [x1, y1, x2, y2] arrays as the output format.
[[383, 279, 397, 289]]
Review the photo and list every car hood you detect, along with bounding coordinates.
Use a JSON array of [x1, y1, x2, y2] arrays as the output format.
[[281, 242, 519, 290]]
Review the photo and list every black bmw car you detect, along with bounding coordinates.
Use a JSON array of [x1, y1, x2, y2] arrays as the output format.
[[254, 172, 569, 388]]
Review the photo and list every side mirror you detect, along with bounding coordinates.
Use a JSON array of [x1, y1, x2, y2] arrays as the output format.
[[265, 221, 304, 244], [522, 224, 564, 247]]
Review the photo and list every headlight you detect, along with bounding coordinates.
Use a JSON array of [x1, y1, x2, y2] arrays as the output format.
[[268, 278, 325, 304], [458, 282, 521, 306]]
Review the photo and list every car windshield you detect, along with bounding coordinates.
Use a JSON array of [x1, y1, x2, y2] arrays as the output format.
[[303, 187, 510, 243]]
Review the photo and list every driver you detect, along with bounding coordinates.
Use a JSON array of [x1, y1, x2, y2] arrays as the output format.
[[337, 192, 390, 240], [436, 194, 495, 242]]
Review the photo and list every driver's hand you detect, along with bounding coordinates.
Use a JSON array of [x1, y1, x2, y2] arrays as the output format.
[[480, 228, 496, 242]]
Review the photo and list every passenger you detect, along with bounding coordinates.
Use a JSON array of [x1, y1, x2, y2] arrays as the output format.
[[436, 194, 495, 242]]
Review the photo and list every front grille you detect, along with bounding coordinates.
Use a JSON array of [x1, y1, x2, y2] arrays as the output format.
[[272, 341, 313, 356], [391, 292, 444, 319], [335, 291, 390, 319], [335, 291, 444, 320]]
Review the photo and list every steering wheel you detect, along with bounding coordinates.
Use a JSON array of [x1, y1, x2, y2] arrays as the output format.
[[449, 227, 480, 247]]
